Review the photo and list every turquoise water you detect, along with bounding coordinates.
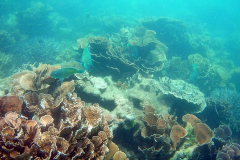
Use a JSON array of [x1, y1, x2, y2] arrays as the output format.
[[1, 0, 240, 159]]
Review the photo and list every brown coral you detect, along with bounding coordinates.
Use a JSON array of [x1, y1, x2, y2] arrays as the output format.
[[10, 64, 61, 96], [194, 123, 214, 145], [59, 80, 75, 97], [142, 112, 158, 127], [0, 95, 23, 116], [182, 114, 201, 127], [104, 141, 119, 160], [113, 151, 128, 160], [170, 125, 187, 148]]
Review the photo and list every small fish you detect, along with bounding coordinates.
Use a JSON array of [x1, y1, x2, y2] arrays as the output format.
[[79, 43, 93, 71], [190, 64, 198, 83], [50, 68, 85, 84], [127, 43, 139, 59]]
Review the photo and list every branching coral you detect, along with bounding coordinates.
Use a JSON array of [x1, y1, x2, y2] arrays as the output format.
[[207, 88, 240, 131], [12, 37, 60, 65], [0, 30, 16, 52], [0, 51, 14, 78]]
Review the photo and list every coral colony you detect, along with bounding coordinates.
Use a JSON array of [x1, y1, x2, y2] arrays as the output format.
[[0, 2, 240, 159]]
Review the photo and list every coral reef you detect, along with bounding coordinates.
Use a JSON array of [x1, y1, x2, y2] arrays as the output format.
[[0, 30, 16, 52], [77, 26, 167, 80], [141, 17, 209, 56], [132, 106, 214, 159], [10, 64, 61, 96], [156, 76, 206, 113], [188, 54, 211, 78], [0, 51, 14, 78], [16, 2, 54, 36], [205, 88, 240, 131], [0, 93, 115, 159], [0, 95, 23, 116], [12, 37, 60, 65]]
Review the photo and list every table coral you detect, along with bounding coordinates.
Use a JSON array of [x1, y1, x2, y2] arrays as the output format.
[[157, 76, 206, 113]]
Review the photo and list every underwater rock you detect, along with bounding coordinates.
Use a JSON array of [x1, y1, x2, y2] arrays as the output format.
[[157, 76, 206, 113]]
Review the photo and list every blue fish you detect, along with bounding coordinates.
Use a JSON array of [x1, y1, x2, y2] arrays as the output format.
[[50, 68, 85, 84], [127, 43, 139, 59], [190, 64, 198, 83], [79, 43, 93, 71]]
